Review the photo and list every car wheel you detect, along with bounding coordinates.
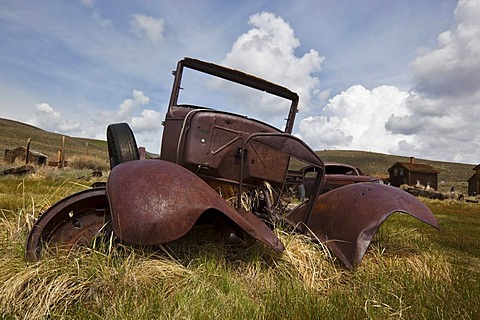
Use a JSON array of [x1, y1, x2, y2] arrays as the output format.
[[107, 123, 140, 169], [25, 188, 111, 261]]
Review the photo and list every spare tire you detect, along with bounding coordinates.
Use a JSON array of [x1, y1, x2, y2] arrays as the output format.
[[107, 123, 140, 169]]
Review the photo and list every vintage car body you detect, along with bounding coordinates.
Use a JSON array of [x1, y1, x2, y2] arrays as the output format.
[[301, 162, 382, 197], [324, 162, 381, 187], [26, 57, 439, 269]]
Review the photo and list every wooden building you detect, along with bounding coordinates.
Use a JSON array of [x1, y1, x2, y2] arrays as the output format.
[[4, 146, 48, 166], [467, 164, 480, 196], [388, 157, 439, 190]]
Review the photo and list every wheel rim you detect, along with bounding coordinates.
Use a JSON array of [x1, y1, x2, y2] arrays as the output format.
[[25, 188, 111, 261]]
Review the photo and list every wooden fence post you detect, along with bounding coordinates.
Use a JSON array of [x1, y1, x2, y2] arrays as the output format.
[[61, 136, 65, 169], [25, 138, 32, 165]]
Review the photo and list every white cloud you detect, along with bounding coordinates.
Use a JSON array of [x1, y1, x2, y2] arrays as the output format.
[[95, 90, 162, 149], [130, 14, 165, 46], [222, 12, 324, 118], [34, 102, 56, 114], [131, 109, 162, 132], [298, 85, 412, 152], [297, 0, 480, 163], [98, 89, 150, 124], [29, 103, 82, 135], [118, 89, 150, 119], [79, 0, 94, 8], [409, 0, 480, 98], [28, 90, 163, 153], [385, 0, 480, 163], [116, 97, 163, 151]]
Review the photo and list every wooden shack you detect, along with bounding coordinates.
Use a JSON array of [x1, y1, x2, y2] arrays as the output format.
[[4, 146, 48, 166], [467, 164, 480, 196], [388, 157, 439, 190]]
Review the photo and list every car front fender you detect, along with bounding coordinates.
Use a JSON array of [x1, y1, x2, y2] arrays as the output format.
[[106, 159, 284, 253], [286, 183, 439, 269]]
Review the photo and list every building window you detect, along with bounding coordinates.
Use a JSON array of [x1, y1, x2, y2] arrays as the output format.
[[394, 168, 398, 176], [399, 168, 404, 176]]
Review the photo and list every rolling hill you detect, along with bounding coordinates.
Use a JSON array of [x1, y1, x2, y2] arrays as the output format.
[[0, 118, 108, 161], [1, 117, 476, 193]]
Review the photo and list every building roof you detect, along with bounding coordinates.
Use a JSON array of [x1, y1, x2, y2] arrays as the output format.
[[389, 161, 439, 174]]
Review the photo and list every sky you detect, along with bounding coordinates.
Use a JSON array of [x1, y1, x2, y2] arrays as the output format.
[[1, 0, 479, 164]]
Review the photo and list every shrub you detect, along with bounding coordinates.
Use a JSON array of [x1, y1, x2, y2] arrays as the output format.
[[68, 155, 109, 171]]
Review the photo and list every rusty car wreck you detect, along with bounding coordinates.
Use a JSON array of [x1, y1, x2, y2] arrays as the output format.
[[25, 58, 439, 269]]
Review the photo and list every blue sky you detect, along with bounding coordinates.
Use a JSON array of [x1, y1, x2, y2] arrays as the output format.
[[1, 0, 479, 164]]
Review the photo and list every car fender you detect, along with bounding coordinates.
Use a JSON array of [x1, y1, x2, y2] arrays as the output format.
[[286, 183, 439, 269], [106, 159, 284, 252]]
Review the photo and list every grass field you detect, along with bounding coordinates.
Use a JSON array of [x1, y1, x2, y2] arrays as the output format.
[[1, 167, 479, 319]]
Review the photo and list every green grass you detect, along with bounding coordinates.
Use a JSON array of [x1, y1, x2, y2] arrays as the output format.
[[0, 171, 479, 319]]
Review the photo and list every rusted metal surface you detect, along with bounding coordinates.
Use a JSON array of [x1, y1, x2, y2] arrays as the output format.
[[106, 159, 284, 253], [25, 188, 110, 261], [295, 163, 382, 197], [237, 132, 325, 219], [175, 109, 288, 187], [322, 162, 382, 189], [286, 183, 439, 269]]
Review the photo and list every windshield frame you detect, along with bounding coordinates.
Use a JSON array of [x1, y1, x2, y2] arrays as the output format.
[[167, 57, 299, 134]]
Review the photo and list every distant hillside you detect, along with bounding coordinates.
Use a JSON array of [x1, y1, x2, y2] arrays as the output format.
[[1, 118, 476, 193], [0, 118, 108, 161]]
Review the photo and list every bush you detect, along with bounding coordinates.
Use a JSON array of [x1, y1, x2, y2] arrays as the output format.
[[68, 155, 109, 171]]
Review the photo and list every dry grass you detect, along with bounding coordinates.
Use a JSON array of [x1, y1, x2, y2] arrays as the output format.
[[0, 172, 479, 319], [68, 155, 109, 171]]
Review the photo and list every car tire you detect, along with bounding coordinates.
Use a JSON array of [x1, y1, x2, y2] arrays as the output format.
[[107, 123, 140, 169]]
